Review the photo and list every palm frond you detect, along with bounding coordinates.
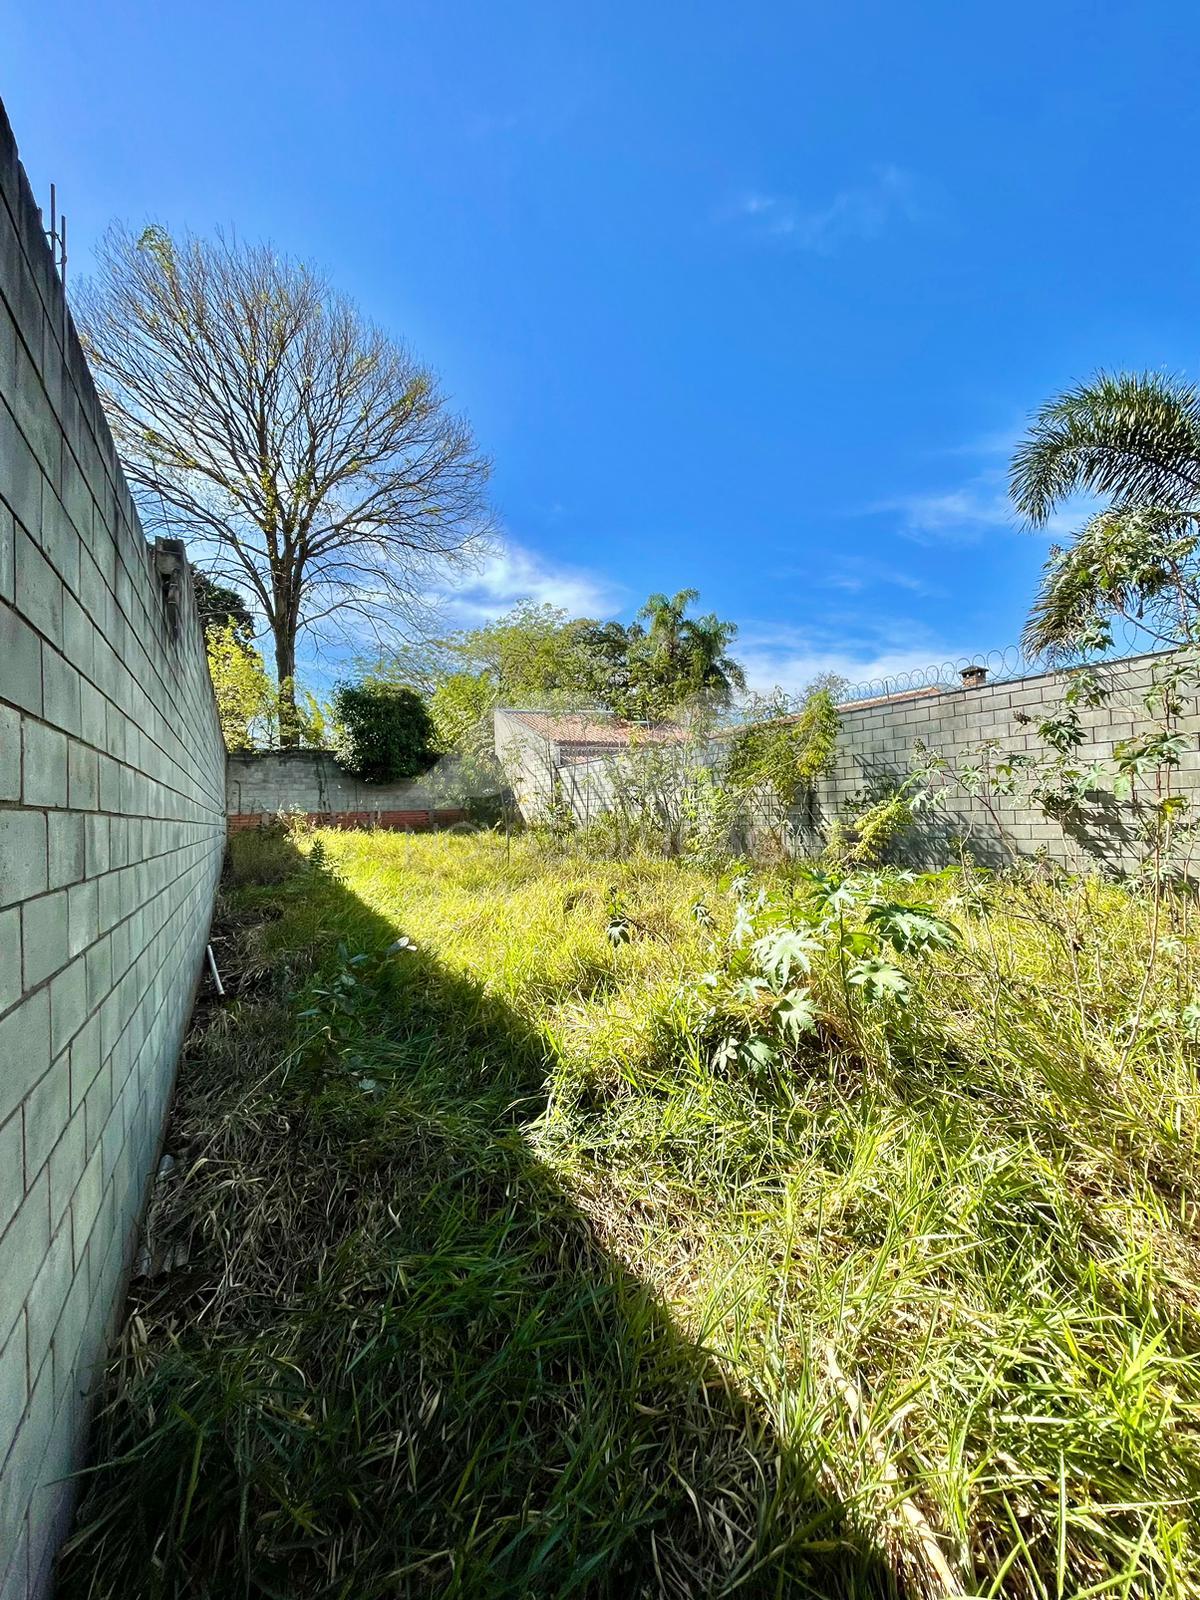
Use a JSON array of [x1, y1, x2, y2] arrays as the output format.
[[1022, 507, 1200, 655], [1010, 371, 1200, 524]]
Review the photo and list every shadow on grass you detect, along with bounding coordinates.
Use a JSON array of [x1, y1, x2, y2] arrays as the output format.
[[60, 833, 898, 1600]]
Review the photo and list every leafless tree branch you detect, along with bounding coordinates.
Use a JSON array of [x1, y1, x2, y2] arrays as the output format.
[[75, 222, 493, 740]]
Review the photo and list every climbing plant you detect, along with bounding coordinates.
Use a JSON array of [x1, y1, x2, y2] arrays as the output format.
[[726, 688, 839, 806]]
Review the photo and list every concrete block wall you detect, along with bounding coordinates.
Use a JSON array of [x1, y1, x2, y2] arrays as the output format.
[[226, 748, 471, 830], [492, 710, 556, 821], [793, 652, 1200, 869], [0, 100, 226, 1596]]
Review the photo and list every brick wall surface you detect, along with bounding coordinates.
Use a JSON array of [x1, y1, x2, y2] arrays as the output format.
[[0, 100, 226, 1596], [792, 654, 1200, 869]]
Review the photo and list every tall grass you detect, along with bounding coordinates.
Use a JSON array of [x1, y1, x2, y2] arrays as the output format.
[[61, 830, 1200, 1598]]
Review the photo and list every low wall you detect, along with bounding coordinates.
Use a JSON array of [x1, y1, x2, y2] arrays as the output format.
[[0, 100, 226, 1596], [793, 651, 1200, 870], [226, 750, 470, 832], [228, 807, 469, 833]]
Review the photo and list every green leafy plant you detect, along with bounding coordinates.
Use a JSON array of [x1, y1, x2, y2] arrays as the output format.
[[332, 680, 436, 784], [825, 781, 916, 868], [680, 866, 960, 1072], [293, 938, 417, 1095], [726, 687, 839, 807], [605, 892, 635, 946]]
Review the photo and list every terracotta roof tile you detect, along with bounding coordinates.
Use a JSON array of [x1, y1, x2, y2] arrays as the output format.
[[504, 710, 688, 750]]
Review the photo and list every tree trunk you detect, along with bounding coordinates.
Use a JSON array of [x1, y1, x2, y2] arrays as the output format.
[[274, 632, 300, 749]]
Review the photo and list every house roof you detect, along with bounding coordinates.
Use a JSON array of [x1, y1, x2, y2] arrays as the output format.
[[501, 709, 688, 754], [834, 684, 947, 712]]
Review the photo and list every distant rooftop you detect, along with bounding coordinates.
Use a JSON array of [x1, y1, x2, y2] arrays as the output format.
[[500, 709, 689, 754], [834, 684, 947, 712]]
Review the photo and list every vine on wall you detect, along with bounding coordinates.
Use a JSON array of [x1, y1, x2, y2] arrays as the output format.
[[726, 689, 839, 807]]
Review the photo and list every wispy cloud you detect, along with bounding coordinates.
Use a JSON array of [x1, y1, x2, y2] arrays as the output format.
[[872, 478, 1015, 545], [871, 437, 1102, 544], [726, 165, 929, 254], [930, 425, 1024, 461], [816, 556, 946, 599], [436, 537, 621, 625], [292, 540, 618, 694], [735, 615, 970, 698]]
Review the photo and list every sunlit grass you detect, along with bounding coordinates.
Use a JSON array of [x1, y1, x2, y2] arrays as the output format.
[[62, 829, 1200, 1598]]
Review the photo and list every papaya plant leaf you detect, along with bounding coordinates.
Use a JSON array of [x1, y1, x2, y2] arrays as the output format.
[[848, 957, 910, 1005]]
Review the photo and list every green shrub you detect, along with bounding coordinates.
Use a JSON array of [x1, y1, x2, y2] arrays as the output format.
[[825, 781, 915, 867], [223, 823, 303, 886], [332, 680, 435, 784]]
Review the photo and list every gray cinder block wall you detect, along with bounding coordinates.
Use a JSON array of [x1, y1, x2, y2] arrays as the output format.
[[0, 101, 226, 1596], [225, 749, 472, 825], [227, 748, 436, 817], [794, 653, 1200, 870]]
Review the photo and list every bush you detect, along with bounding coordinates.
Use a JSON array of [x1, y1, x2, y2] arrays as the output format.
[[331, 680, 435, 784], [726, 688, 839, 806]]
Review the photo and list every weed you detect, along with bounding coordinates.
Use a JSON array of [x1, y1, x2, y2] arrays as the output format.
[[61, 831, 1200, 1599]]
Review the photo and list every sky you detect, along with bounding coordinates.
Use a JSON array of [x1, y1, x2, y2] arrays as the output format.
[[5, 0, 1200, 695]]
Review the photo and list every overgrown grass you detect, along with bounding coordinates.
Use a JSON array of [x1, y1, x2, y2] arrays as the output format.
[[61, 829, 1200, 1597]]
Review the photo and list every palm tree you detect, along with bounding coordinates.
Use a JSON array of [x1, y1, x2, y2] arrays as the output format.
[[638, 589, 701, 673], [633, 590, 746, 711], [1010, 372, 1200, 654], [679, 612, 747, 707]]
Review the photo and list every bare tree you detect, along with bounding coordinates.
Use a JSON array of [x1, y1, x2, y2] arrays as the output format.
[[76, 224, 491, 742]]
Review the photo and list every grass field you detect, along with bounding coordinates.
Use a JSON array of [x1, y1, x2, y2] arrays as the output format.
[[61, 828, 1200, 1598]]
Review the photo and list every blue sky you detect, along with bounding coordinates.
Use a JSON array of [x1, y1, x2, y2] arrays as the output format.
[[5, 0, 1200, 693]]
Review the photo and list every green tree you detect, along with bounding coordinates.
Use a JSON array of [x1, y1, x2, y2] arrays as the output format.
[[632, 589, 746, 712], [429, 670, 495, 757], [332, 681, 436, 784], [677, 611, 746, 705], [193, 572, 254, 643], [637, 588, 700, 675], [373, 589, 745, 730], [560, 618, 643, 712], [459, 602, 587, 701], [393, 602, 610, 709], [77, 224, 490, 746], [1011, 372, 1200, 653], [205, 624, 278, 750]]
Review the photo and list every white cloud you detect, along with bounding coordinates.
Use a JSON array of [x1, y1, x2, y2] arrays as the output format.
[[931, 425, 1024, 460], [735, 616, 971, 698], [435, 537, 621, 625], [881, 418, 1112, 545], [873, 480, 1014, 544], [817, 556, 946, 598], [728, 165, 928, 254], [872, 468, 1100, 546]]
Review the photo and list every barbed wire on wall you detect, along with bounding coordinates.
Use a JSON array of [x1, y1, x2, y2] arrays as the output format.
[[833, 618, 1162, 708]]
